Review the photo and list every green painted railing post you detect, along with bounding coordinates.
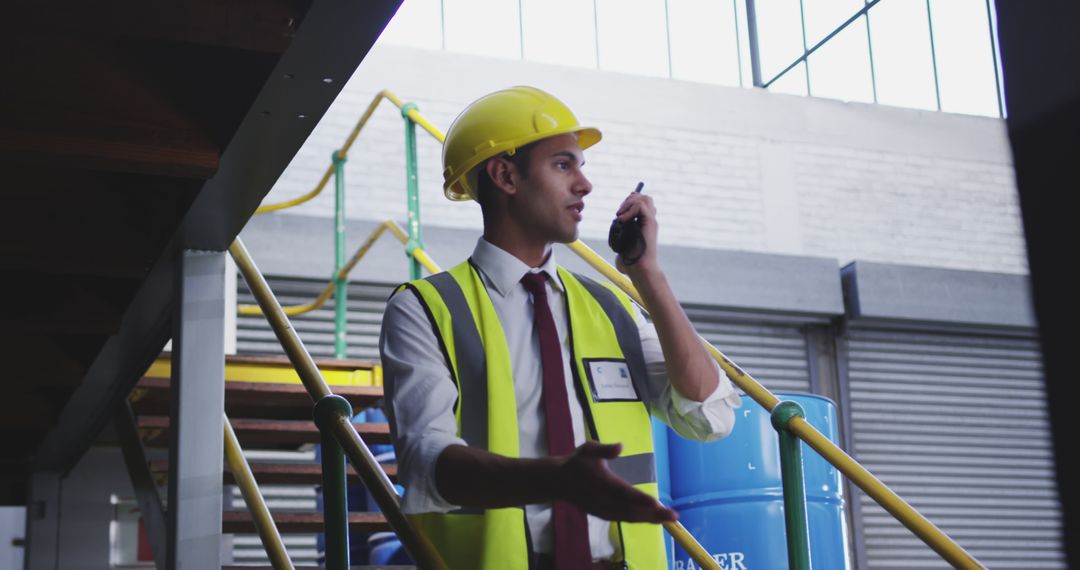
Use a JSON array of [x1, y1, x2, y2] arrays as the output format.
[[772, 400, 813, 570], [314, 395, 354, 570], [401, 103, 423, 280], [332, 150, 348, 358]]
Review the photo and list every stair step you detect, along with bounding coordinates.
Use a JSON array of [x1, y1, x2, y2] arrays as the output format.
[[150, 460, 399, 484], [222, 567, 413, 569], [137, 416, 391, 447], [222, 510, 391, 534], [133, 377, 384, 420]]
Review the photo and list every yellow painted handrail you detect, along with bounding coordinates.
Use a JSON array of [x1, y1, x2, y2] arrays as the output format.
[[237, 219, 440, 317], [224, 413, 294, 570], [566, 239, 985, 570], [255, 90, 444, 215], [229, 237, 448, 570], [246, 87, 985, 569]]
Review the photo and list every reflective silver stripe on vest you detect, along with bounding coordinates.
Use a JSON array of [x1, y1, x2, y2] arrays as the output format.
[[609, 452, 657, 486], [573, 274, 651, 409], [426, 271, 489, 451]]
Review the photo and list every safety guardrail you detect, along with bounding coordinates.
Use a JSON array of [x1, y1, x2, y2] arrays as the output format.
[[248, 88, 987, 569], [229, 237, 449, 569]]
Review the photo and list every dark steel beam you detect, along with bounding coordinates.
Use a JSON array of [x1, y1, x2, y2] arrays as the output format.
[[31, 0, 405, 475]]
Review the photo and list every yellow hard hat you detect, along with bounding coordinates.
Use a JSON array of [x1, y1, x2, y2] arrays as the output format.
[[441, 86, 602, 201]]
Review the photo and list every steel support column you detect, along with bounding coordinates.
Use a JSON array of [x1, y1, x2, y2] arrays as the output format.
[[115, 401, 168, 570], [167, 250, 227, 569], [25, 471, 61, 570]]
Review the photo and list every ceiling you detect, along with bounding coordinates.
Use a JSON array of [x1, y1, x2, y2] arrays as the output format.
[[0, 0, 402, 504]]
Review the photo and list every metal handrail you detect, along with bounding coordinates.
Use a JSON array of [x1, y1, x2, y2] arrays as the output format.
[[237, 219, 440, 317], [223, 413, 295, 570], [229, 237, 448, 570], [567, 240, 985, 569], [249, 88, 985, 568], [254, 90, 442, 215]]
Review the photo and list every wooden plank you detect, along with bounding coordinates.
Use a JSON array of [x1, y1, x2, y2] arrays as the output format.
[[137, 416, 392, 446], [221, 511, 390, 534], [150, 460, 399, 485], [133, 377, 384, 420]]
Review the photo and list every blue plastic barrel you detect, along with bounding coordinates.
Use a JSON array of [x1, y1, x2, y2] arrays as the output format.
[[666, 393, 850, 570], [357, 407, 411, 565], [652, 415, 675, 568]]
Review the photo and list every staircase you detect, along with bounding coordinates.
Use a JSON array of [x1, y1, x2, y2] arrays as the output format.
[[131, 353, 409, 567]]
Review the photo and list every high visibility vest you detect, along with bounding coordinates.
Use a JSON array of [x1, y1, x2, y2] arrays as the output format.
[[397, 260, 665, 570]]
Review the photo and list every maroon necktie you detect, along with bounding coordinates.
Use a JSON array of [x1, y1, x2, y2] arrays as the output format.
[[521, 272, 593, 569]]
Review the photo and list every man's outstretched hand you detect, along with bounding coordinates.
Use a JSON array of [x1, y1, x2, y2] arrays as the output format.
[[557, 441, 678, 524]]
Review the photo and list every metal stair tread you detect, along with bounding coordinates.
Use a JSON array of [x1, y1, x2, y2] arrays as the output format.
[[137, 416, 392, 446], [149, 459, 398, 484], [221, 510, 391, 534], [134, 376, 384, 420]]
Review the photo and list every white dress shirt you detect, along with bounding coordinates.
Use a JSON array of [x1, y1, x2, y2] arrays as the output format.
[[379, 238, 742, 560]]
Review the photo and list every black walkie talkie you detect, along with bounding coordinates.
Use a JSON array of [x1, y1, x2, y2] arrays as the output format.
[[608, 182, 646, 265]]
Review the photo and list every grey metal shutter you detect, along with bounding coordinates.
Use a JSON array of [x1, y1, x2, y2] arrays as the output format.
[[227, 450, 320, 566], [846, 326, 1063, 569], [684, 306, 814, 395], [237, 276, 396, 361]]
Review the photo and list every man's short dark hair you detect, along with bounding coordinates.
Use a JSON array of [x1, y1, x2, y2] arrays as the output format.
[[475, 141, 539, 209]]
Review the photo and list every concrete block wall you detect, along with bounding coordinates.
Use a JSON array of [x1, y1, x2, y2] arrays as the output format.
[[263, 44, 1026, 274]]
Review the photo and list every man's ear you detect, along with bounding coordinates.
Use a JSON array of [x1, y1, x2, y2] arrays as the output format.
[[485, 156, 518, 196]]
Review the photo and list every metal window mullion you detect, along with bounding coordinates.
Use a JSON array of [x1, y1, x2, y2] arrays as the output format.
[[517, 0, 525, 60], [744, 0, 764, 87], [763, 0, 880, 89], [439, 0, 447, 50], [798, 0, 811, 95], [984, 0, 1005, 117], [733, 0, 745, 87], [664, 0, 674, 78], [925, 0, 943, 111], [864, 1, 878, 103], [593, 0, 601, 68]]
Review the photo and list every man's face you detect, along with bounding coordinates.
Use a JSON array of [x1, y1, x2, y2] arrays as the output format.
[[509, 133, 593, 244]]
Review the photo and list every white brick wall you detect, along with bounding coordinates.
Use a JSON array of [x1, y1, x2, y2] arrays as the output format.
[[263, 44, 1026, 274]]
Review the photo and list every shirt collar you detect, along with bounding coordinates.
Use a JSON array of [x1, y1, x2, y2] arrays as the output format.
[[471, 238, 563, 297]]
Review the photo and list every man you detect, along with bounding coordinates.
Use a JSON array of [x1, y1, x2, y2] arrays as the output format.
[[379, 86, 741, 569]]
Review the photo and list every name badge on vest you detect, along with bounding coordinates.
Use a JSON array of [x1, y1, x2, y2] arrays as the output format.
[[584, 358, 640, 402]]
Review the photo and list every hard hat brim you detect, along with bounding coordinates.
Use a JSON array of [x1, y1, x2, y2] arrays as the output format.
[[444, 126, 602, 202]]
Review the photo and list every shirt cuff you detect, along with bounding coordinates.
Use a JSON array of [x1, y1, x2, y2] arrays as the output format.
[[399, 432, 467, 514], [668, 361, 743, 440]]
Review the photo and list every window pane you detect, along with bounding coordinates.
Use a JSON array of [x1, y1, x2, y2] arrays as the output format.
[[378, 0, 444, 50], [770, 61, 808, 96], [929, 0, 999, 116], [522, 0, 597, 68], [755, 0, 806, 81], [595, 0, 669, 77], [868, 0, 938, 110], [808, 15, 874, 102], [669, 0, 741, 85], [802, 0, 863, 46], [444, 0, 521, 59]]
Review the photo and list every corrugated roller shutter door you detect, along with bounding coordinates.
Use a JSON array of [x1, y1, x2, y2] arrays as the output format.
[[238, 279, 816, 396], [847, 327, 1063, 569], [237, 276, 395, 360], [684, 307, 813, 394]]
